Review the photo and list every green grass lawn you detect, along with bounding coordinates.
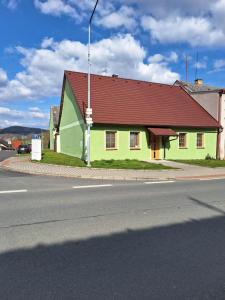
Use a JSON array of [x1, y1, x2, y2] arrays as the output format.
[[39, 150, 86, 167], [38, 150, 174, 170], [173, 159, 225, 168], [91, 159, 174, 170]]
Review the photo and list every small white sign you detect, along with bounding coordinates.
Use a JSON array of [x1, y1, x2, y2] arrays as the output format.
[[31, 139, 42, 161]]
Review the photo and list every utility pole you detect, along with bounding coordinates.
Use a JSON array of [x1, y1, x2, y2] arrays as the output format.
[[86, 0, 99, 167]]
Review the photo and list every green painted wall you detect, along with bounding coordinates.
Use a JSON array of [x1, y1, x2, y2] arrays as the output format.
[[49, 111, 54, 150], [90, 125, 150, 161], [59, 80, 86, 159], [164, 128, 217, 160], [90, 126, 217, 161]]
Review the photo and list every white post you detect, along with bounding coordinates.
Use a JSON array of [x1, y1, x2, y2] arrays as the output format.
[[87, 23, 91, 167], [86, 0, 99, 167], [31, 136, 42, 161]]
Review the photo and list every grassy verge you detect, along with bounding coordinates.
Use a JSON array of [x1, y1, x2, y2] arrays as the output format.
[[37, 150, 174, 170], [91, 159, 174, 170], [39, 150, 86, 167], [172, 159, 225, 168]]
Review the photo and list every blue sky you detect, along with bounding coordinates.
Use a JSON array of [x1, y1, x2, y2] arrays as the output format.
[[1, 0, 225, 128]]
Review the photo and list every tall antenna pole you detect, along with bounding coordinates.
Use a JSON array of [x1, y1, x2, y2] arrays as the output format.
[[195, 51, 199, 80], [87, 0, 99, 167], [185, 55, 188, 82]]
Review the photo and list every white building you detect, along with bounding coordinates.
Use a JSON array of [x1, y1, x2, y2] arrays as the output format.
[[175, 79, 225, 159]]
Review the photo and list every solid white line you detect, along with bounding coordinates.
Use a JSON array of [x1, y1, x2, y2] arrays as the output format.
[[73, 184, 113, 189], [0, 189, 28, 194], [144, 181, 175, 185]]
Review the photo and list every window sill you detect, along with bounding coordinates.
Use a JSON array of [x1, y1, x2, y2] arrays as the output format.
[[106, 148, 117, 151], [130, 147, 141, 150], [179, 147, 188, 149], [197, 147, 205, 149]]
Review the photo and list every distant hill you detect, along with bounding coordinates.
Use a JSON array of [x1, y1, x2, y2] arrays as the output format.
[[0, 126, 47, 135]]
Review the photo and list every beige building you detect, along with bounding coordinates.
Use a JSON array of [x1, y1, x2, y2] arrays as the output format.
[[175, 79, 225, 159]]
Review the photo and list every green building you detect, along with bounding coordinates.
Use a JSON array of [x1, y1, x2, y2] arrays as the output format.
[[54, 71, 220, 162]]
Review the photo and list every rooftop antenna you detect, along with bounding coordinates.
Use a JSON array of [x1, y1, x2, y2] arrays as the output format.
[[195, 51, 199, 80], [185, 54, 188, 82]]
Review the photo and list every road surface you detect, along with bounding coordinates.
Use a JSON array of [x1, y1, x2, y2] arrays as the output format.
[[0, 155, 225, 299]]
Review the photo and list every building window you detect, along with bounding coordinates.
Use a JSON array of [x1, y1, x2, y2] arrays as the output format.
[[130, 132, 140, 149], [197, 133, 204, 148], [106, 131, 117, 149], [179, 133, 187, 148]]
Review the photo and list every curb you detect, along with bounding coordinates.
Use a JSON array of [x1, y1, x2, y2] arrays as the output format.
[[1, 164, 175, 181], [2, 157, 225, 182]]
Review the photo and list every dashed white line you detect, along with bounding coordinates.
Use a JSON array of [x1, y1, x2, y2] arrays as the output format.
[[73, 184, 113, 189], [144, 181, 175, 185], [0, 189, 28, 194]]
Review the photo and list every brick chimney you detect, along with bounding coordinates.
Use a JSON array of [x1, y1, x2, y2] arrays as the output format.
[[195, 78, 203, 86]]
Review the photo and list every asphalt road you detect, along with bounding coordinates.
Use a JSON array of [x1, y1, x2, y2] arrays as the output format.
[[0, 155, 225, 299], [0, 150, 16, 162]]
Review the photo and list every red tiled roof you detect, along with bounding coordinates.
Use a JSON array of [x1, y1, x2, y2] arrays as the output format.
[[64, 71, 220, 128], [148, 128, 178, 136]]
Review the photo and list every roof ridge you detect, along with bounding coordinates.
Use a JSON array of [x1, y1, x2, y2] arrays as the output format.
[[64, 70, 180, 88]]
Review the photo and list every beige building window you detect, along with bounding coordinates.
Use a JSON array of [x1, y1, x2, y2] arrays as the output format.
[[197, 133, 204, 148], [106, 131, 117, 149], [179, 133, 187, 148], [130, 132, 140, 149]]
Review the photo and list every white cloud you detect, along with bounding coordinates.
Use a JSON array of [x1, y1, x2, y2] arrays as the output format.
[[96, 6, 137, 30], [1, 119, 20, 127], [141, 16, 225, 47], [41, 37, 56, 48], [0, 106, 49, 128], [214, 59, 225, 69], [0, 34, 179, 103], [29, 106, 42, 112], [32, 0, 225, 48], [30, 111, 47, 119], [194, 61, 207, 69], [34, 0, 81, 21], [0, 106, 48, 119], [117, 0, 212, 18], [148, 52, 178, 64], [0, 106, 23, 117], [211, 0, 225, 33], [2, 0, 20, 9], [0, 68, 8, 86]]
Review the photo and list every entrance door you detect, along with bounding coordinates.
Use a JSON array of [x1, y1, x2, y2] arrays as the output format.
[[151, 135, 160, 160]]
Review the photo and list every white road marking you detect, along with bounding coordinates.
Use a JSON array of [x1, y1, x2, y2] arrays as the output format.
[[144, 181, 175, 185], [73, 184, 113, 189], [0, 189, 28, 194]]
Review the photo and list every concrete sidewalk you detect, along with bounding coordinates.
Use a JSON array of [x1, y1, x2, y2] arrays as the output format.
[[2, 156, 225, 181]]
